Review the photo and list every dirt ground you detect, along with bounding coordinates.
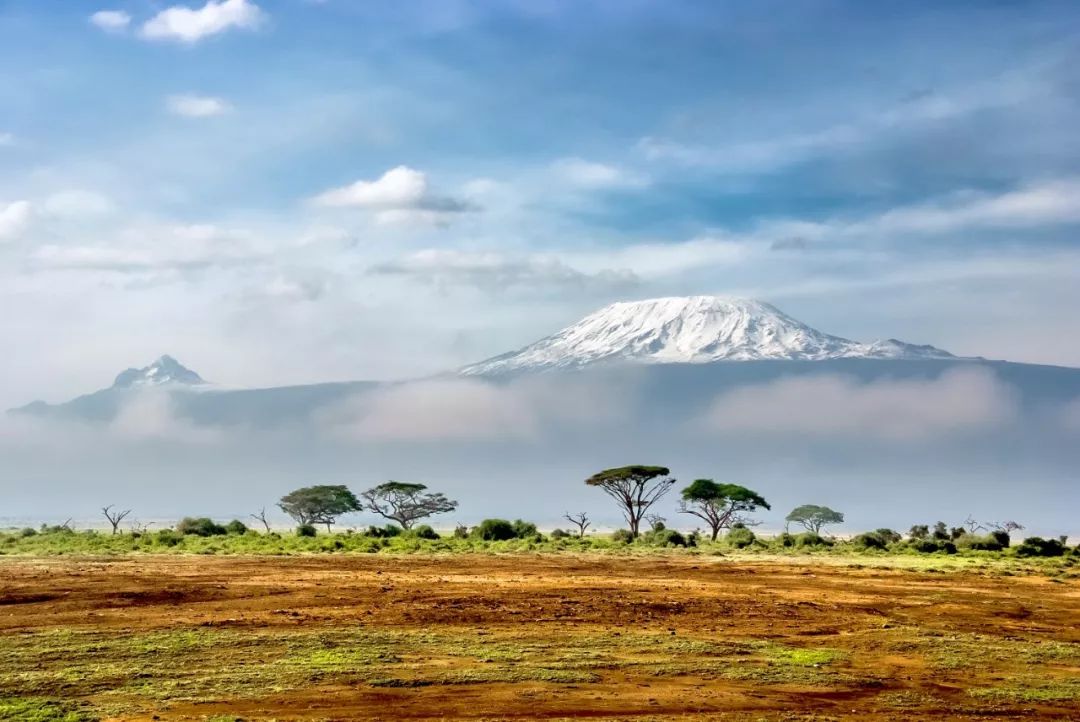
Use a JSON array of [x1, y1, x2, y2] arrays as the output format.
[[1, 554, 1078, 721]]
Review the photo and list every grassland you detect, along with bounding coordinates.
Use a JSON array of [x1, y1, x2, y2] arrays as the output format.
[[1, 551, 1078, 720]]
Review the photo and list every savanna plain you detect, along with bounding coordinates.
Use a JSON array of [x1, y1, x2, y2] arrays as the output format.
[[2, 544, 1079, 721]]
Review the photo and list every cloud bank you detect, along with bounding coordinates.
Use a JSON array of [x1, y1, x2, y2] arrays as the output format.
[[320, 375, 632, 443], [702, 367, 1018, 440]]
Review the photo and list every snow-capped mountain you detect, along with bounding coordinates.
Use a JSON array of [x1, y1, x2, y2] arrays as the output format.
[[111, 355, 206, 388], [461, 296, 955, 375]]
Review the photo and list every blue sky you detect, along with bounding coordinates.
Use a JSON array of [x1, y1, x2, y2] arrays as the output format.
[[2, 0, 1080, 406]]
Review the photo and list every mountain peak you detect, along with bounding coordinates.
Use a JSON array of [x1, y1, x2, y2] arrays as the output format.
[[112, 355, 205, 389], [460, 295, 954, 375]]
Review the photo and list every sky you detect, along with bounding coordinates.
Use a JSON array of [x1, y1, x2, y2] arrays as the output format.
[[1, 1, 1080, 409], [2, 1, 1080, 537]]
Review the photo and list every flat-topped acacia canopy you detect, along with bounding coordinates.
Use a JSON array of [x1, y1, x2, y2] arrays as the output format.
[[584, 465, 675, 537], [586, 465, 671, 485]]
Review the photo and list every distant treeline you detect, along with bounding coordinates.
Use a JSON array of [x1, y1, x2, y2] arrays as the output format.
[[4, 465, 1073, 559]]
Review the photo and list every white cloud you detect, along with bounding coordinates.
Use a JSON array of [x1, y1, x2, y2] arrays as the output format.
[[90, 10, 132, 32], [42, 190, 114, 218], [564, 178, 1080, 283], [551, 157, 649, 189], [261, 273, 329, 302], [637, 69, 1043, 174], [370, 249, 639, 295], [313, 166, 429, 208], [321, 375, 631, 442], [141, 0, 263, 44], [702, 367, 1017, 441], [30, 223, 260, 272], [588, 235, 750, 277], [166, 94, 232, 117], [0, 200, 32, 240], [326, 379, 538, 442], [637, 126, 861, 173], [1059, 396, 1080, 434], [109, 391, 220, 443], [312, 166, 475, 226], [864, 179, 1080, 234]]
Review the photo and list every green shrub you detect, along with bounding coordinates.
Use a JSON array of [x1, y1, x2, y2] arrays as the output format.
[[852, 531, 889, 551], [18, 527, 37, 538], [175, 517, 227, 536], [955, 533, 1004, 552], [474, 519, 516, 541], [794, 532, 832, 549], [908, 524, 929, 540], [1015, 536, 1067, 557], [39, 524, 75, 535], [550, 528, 569, 540], [908, 539, 940, 553], [224, 520, 248, 535], [641, 528, 687, 547], [296, 524, 317, 537], [905, 538, 957, 554], [989, 530, 1011, 548], [453, 524, 469, 539], [726, 526, 756, 549], [511, 519, 539, 539], [154, 529, 183, 547], [611, 529, 635, 544], [874, 528, 902, 544], [409, 524, 439, 540], [775, 532, 795, 548], [364, 524, 402, 538]]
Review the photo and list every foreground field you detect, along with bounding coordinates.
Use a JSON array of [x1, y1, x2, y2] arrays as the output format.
[[1, 554, 1078, 721]]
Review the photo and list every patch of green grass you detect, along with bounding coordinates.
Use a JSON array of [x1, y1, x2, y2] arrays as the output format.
[[877, 690, 939, 709], [898, 630, 1080, 671], [755, 642, 842, 666], [2, 527, 1076, 575], [0, 623, 868, 718], [0, 698, 94, 722], [969, 677, 1080, 703]]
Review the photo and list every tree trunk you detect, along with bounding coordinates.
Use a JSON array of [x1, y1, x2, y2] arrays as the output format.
[[710, 525, 720, 542]]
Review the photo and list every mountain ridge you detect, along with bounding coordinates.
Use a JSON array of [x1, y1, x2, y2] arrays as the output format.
[[8, 295, 1016, 422], [460, 296, 957, 376], [112, 355, 206, 389]]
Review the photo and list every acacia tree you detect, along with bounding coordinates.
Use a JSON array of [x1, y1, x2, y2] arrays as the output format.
[[278, 485, 361, 532], [102, 505, 131, 535], [989, 520, 1024, 534], [678, 480, 770, 541], [785, 504, 844, 535], [359, 482, 458, 530], [564, 512, 591, 538], [585, 465, 676, 538], [250, 507, 272, 533]]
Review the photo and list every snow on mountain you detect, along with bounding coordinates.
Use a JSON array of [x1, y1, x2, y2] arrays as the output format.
[[111, 355, 206, 389], [460, 296, 955, 375]]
